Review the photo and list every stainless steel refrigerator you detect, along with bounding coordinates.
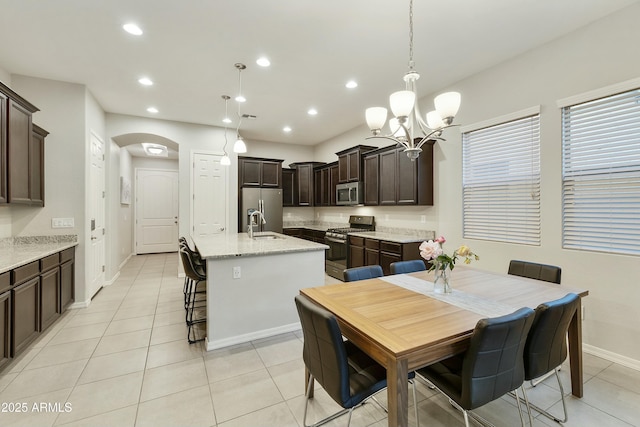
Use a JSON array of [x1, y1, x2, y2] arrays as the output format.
[[240, 188, 283, 233]]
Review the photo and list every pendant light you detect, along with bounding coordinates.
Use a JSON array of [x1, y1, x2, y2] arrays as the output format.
[[220, 95, 231, 165], [233, 63, 248, 153]]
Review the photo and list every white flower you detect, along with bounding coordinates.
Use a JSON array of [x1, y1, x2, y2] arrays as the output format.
[[419, 240, 442, 261]]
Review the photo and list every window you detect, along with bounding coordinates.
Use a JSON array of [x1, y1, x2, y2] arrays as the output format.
[[562, 88, 640, 256], [462, 110, 541, 245]]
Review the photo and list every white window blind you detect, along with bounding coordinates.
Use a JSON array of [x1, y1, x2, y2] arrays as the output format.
[[562, 88, 640, 255], [462, 115, 541, 245]]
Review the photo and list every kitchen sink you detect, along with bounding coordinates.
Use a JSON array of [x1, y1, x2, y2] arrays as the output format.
[[252, 233, 284, 240]]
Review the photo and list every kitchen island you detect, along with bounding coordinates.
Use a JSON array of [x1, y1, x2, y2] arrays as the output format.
[[193, 232, 327, 351]]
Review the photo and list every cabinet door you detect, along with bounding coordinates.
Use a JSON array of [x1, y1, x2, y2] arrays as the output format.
[[321, 168, 330, 206], [296, 164, 313, 206], [338, 154, 349, 183], [12, 276, 40, 356], [261, 161, 281, 187], [282, 169, 296, 207], [364, 154, 379, 205], [8, 100, 32, 204], [40, 267, 61, 332], [380, 251, 402, 276], [0, 290, 10, 370], [329, 164, 339, 206], [379, 150, 397, 205], [348, 245, 365, 269], [61, 259, 74, 310], [0, 92, 7, 204], [29, 127, 45, 206], [396, 148, 418, 205], [347, 152, 360, 182], [314, 169, 323, 206], [239, 159, 262, 187], [365, 248, 379, 266]]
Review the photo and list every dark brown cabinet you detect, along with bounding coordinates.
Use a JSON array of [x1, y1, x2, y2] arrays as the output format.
[[40, 254, 61, 332], [238, 157, 283, 188], [336, 145, 376, 183], [282, 168, 296, 207], [283, 227, 325, 243], [348, 236, 425, 275], [12, 274, 40, 356], [0, 81, 45, 207], [289, 162, 324, 207], [363, 142, 434, 206], [8, 100, 34, 204], [30, 125, 48, 207], [0, 246, 75, 370], [313, 162, 337, 207], [0, 92, 7, 204], [60, 248, 75, 310]]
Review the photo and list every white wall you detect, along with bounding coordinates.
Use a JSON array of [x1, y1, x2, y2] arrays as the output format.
[[10, 76, 90, 301], [315, 3, 640, 366], [0, 66, 10, 86]]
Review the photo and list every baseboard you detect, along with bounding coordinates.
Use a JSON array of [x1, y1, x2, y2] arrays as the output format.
[[205, 322, 301, 351], [119, 253, 132, 270], [68, 299, 91, 309], [583, 343, 640, 372], [103, 271, 120, 287]]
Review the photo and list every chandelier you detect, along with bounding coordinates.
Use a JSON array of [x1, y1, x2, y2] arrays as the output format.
[[233, 63, 248, 154], [365, 0, 461, 160]]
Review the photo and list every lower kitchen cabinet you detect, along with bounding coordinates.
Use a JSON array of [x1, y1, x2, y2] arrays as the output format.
[[40, 266, 60, 332], [0, 289, 10, 370], [12, 276, 40, 356], [348, 236, 425, 275], [0, 246, 75, 370]]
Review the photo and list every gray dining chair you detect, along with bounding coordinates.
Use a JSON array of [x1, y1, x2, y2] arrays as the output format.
[[390, 260, 426, 275], [343, 265, 383, 282]]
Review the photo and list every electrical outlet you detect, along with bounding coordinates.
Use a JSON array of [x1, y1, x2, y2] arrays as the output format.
[[420, 215, 426, 223], [233, 266, 241, 279], [51, 218, 75, 228]]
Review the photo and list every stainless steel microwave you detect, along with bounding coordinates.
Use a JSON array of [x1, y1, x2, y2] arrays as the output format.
[[336, 182, 363, 206]]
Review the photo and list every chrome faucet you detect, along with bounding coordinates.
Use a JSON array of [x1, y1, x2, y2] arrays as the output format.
[[248, 209, 267, 239]]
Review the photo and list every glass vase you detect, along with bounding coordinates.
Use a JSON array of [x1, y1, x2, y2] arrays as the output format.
[[433, 264, 452, 294]]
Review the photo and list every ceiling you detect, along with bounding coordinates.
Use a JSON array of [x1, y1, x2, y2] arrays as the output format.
[[0, 0, 637, 147]]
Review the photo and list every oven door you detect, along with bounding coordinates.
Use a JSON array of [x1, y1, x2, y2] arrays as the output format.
[[325, 236, 347, 280]]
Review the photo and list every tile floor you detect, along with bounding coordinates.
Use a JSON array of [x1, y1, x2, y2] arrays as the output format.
[[1, 253, 639, 426]]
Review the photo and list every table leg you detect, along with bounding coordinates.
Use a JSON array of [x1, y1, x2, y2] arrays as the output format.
[[387, 358, 408, 427], [568, 298, 584, 398]]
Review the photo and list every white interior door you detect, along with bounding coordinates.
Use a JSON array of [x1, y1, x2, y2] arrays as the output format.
[[192, 153, 227, 237], [88, 132, 105, 299], [135, 169, 179, 254]]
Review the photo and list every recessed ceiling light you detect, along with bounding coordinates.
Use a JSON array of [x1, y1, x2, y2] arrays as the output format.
[[222, 117, 232, 124], [346, 80, 358, 89], [235, 95, 246, 103], [142, 143, 168, 157], [256, 57, 271, 67], [146, 107, 158, 113], [123, 23, 143, 36], [308, 108, 318, 116], [138, 77, 153, 86], [283, 126, 292, 133]]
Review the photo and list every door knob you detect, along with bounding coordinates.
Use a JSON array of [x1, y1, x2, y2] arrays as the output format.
[[219, 227, 225, 231]]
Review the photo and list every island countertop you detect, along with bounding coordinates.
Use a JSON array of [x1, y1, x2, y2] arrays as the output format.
[[193, 232, 328, 259]]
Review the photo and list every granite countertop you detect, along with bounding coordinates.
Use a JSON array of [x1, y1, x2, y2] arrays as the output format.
[[0, 240, 78, 274], [347, 231, 431, 244], [194, 232, 328, 260], [283, 224, 329, 232]]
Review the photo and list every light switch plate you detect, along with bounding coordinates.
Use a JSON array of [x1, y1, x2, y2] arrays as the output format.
[[52, 218, 75, 228]]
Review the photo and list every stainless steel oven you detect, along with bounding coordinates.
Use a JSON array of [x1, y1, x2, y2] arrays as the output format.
[[324, 215, 375, 280]]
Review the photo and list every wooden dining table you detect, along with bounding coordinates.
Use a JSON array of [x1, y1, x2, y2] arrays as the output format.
[[300, 267, 589, 427]]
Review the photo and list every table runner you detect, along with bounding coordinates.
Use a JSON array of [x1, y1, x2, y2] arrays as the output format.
[[380, 274, 517, 317]]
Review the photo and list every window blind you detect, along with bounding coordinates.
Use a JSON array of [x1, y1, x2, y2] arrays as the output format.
[[462, 115, 541, 245], [562, 88, 640, 255]]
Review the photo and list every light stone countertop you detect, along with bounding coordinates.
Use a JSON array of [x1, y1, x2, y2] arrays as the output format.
[[347, 231, 431, 244], [0, 241, 78, 274], [283, 224, 330, 232], [194, 232, 328, 260]]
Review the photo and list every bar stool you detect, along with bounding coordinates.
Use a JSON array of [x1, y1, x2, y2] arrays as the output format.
[[179, 246, 207, 343]]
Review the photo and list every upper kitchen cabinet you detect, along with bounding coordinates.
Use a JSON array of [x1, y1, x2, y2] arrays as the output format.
[[238, 156, 283, 188], [282, 168, 296, 207], [289, 161, 325, 207], [313, 161, 338, 207], [0, 81, 44, 207], [336, 145, 376, 183], [364, 141, 434, 206], [29, 125, 48, 207]]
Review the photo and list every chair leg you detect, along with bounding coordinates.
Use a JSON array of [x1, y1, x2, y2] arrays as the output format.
[[521, 368, 568, 423], [463, 410, 470, 427], [302, 374, 350, 427], [513, 387, 534, 427]]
